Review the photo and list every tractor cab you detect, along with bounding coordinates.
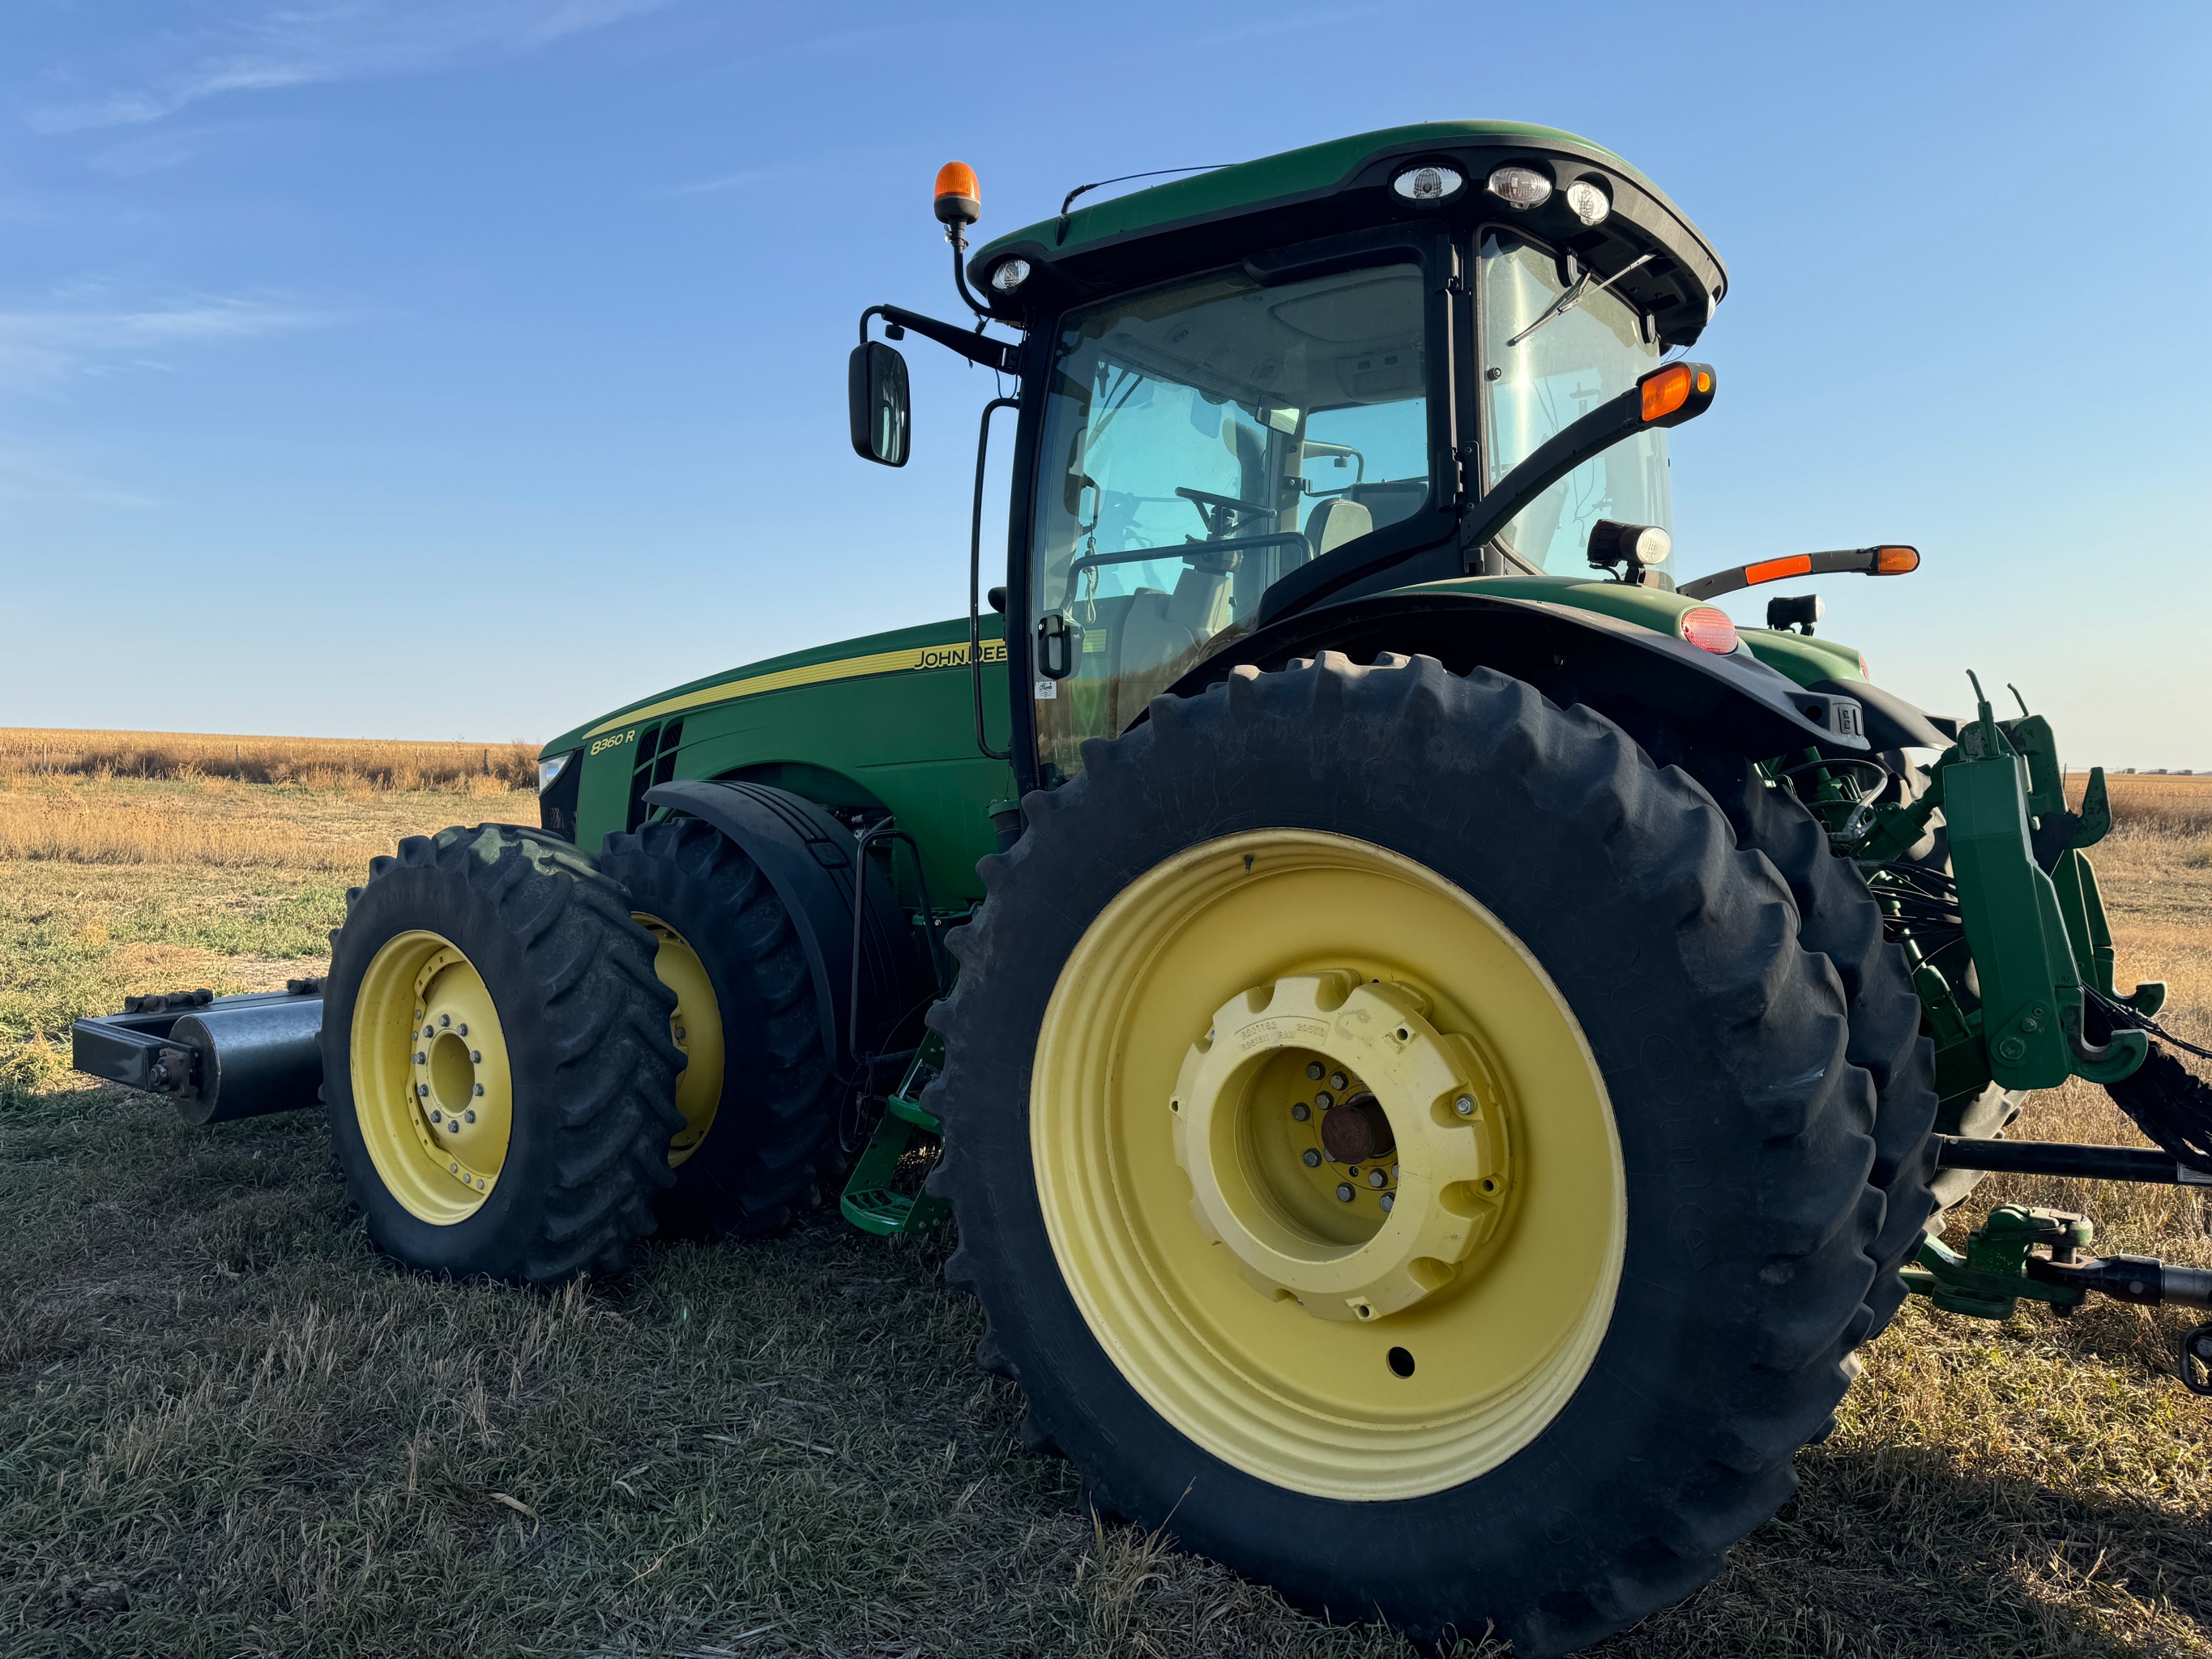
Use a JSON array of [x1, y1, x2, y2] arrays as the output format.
[[851, 123, 1896, 791]]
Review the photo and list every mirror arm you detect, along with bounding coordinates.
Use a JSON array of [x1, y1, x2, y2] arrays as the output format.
[[860, 303, 1019, 374], [970, 396, 1021, 763], [1454, 386, 1648, 561]]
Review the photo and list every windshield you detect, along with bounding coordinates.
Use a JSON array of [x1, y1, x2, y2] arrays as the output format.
[[1029, 262, 1433, 780], [1479, 232, 1670, 571]]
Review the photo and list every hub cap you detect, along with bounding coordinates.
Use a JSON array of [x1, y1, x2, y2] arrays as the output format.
[[1171, 973, 1512, 1324], [352, 931, 514, 1223], [1030, 830, 1624, 1499]]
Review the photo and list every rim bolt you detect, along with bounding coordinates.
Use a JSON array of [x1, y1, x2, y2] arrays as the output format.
[[1329, 1071, 1347, 1091], [1454, 1094, 1475, 1116], [474, 1083, 485, 1096], [449, 1162, 459, 1173], [1368, 1169, 1386, 1188], [1291, 1102, 1310, 1122], [1379, 1192, 1394, 1213], [476, 1178, 485, 1191], [1335, 1183, 1355, 1203], [1315, 1091, 1334, 1110], [1302, 1149, 1322, 1168], [414, 1052, 426, 1065], [1305, 1061, 1325, 1081], [464, 1109, 476, 1124]]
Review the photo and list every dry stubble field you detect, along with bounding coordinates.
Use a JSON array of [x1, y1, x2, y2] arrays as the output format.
[[1, 737, 2209, 1659]]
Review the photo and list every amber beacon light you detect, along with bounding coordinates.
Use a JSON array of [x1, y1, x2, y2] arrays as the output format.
[[934, 162, 981, 228]]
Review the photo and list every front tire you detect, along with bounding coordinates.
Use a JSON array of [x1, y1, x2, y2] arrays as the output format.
[[599, 818, 840, 1239], [323, 824, 685, 1283], [929, 655, 1882, 1654]]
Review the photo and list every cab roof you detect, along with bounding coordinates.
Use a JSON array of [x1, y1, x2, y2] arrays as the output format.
[[970, 119, 1727, 349]]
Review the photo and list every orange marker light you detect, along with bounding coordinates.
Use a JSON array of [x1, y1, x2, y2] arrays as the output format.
[[1679, 606, 1739, 655], [1641, 363, 1693, 422], [934, 161, 981, 227], [1637, 361, 1716, 427], [1744, 553, 1813, 586], [1873, 544, 1920, 574]]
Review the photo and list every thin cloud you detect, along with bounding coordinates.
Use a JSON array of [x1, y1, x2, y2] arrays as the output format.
[[28, 0, 673, 134], [0, 294, 341, 393]]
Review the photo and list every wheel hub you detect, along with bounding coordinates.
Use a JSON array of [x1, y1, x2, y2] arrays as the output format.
[[409, 945, 510, 1198], [1170, 971, 1513, 1323]]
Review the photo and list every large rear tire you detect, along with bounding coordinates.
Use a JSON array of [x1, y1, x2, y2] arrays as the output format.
[[598, 819, 839, 1239], [1684, 752, 1941, 1342], [323, 824, 685, 1283], [929, 655, 1882, 1655]]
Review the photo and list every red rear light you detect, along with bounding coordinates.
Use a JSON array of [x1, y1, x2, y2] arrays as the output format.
[[1679, 606, 1739, 655]]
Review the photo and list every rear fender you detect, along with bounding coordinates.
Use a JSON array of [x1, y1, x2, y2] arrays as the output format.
[[1164, 591, 1872, 758]]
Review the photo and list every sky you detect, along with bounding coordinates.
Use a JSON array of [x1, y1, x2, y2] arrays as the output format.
[[2, 1, 2207, 768]]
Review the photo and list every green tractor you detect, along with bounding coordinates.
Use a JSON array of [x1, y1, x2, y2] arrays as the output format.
[[75, 122, 2212, 1653]]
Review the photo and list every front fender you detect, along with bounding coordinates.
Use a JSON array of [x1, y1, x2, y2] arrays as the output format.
[[1163, 591, 1869, 759]]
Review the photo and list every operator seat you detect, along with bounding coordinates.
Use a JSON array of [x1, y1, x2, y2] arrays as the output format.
[[1301, 496, 1373, 559]]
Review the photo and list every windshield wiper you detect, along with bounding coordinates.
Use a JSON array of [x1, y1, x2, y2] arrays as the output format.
[[1504, 254, 1655, 350]]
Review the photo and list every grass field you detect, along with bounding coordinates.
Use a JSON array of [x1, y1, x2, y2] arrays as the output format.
[[2, 744, 2208, 1657]]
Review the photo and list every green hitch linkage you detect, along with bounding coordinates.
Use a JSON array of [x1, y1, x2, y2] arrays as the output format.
[[1902, 1204, 2212, 1396]]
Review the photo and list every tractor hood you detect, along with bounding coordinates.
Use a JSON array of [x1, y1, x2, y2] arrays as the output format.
[[969, 120, 1728, 349]]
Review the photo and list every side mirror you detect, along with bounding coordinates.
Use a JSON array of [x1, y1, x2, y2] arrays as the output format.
[[848, 340, 911, 467]]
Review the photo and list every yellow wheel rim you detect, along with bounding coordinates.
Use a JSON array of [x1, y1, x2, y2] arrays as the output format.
[[637, 914, 723, 1166], [352, 931, 515, 1224], [1031, 830, 1624, 1499]]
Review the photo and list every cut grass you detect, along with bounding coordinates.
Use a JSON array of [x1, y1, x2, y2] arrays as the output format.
[[2, 775, 2208, 1657]]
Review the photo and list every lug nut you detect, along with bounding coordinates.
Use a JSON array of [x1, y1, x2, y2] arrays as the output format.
[[1314, 1091, 1334, 1110], [1336, 1183, 1355, 1203], [474, 1083, 485, 1096], [1329, 1071, 1347, 1091], [464, 1109, 476, 1124], [429, 1108, 442, 1123], [1302, 1149, 1322, 1167], [1291, 1102, 1311, 1122], [1368, 1169, 1387, 1188], [1454, 1094, 1475, 1116], [423, 1026, 434, 1038], [1379, 1192, 1394, 1213], [439, 1014, 451, 1027], [470, 1050, 481, 1064], [416, 1084, 429, 1097], [457, 1024, 468, 1036], [1306, 1061, 1325, 1081], [415, 1052, 426, 1064]]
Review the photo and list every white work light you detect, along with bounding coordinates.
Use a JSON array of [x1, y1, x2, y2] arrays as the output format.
[[1484, 165, 1552, 209]]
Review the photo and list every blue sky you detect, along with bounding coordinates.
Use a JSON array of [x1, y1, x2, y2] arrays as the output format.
[[2, 1, 2207, 767]]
